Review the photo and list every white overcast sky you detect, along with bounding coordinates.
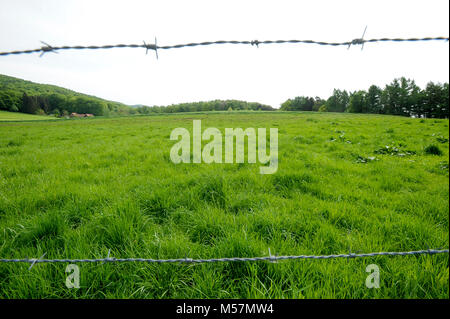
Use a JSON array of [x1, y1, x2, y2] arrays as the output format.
[[0, 0, 448, 108]]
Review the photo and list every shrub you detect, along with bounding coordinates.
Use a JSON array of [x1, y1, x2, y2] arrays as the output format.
[[318, 105, 328, 112], [8, 104, 19, 112], [424, 144, 442, 156]]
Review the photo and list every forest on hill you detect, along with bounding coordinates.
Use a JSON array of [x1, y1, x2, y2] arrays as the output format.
[[0, 74, 448, 118], [0, 74, 274, 116], [0, 74, 133, 116]]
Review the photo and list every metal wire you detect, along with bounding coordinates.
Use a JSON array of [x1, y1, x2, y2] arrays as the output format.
[[0, 249, 448, 268], [0, 36, 448, 57], [0, 34, 448, 269]]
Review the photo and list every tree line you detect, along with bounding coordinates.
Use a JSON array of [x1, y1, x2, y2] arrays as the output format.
[[0, 92, 274, 116], [280, 77, 449, 118], [133, 100, 274, 114], [0, 74, 274, 116], [6, 92, 113, 116], [1, 74, 448, 118], [0, 74, 127, 116]]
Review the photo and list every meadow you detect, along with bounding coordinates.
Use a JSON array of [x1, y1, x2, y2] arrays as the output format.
[[0, 110, 59, 122], [0, 111, 448, 298]]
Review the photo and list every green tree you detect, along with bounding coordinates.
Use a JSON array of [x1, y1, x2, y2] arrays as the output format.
[[422, 82, 449, 118], [312, 97, 325, 111], [365, 85, 382, 113], [48, 93, 66, 112], [37, 96, 50, 113], [281, 96, 317, 111], [280, 99, 293, 111], [381, 79, 401, 115], [326, 89, 349, 112], [347, 91, 366, 113], [381, 77, 418, 116], [0, 90, 21, 112], [72, 96, 108, 115], [441, 83, 449, 118], [21, 93, 39, 114], [318, 104, 328, 112]]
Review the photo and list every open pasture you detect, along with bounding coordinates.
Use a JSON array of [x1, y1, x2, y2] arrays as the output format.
[[0, 112, 448, 298]]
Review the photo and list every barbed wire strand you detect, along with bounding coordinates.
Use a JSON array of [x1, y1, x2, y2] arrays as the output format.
[[0, 35, 448, 267], [0, 249, 447, 267], [0, 36, 448, 57]]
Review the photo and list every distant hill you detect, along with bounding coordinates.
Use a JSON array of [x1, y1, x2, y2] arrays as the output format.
[[0, 73, 90, 97], [0, 73, 275, 117], [0, 74, 129, 116]]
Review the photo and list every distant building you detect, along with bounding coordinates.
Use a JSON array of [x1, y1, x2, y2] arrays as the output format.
[[70, 112, 94, 118]]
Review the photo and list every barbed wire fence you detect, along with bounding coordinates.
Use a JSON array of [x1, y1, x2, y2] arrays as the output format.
[[0, 249, 448, 270], [0, 31, 448, 269], [0, 36, 448, 59]]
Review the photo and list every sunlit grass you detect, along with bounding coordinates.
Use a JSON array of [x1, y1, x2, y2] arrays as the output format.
[[0, 110, 60, 121], [0, 111, 448, 298]]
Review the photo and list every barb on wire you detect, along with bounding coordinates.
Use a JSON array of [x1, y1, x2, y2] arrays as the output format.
[[0, 249, 447, 267], [39, 41, 58, 57], [0, 35, 448, 57], [268, 248, 277, 263], [28, 252, 46, 270], [101, 249, 113, 265], [348, 26, 367, 50], [143, 37, 158, 59], [251, 40, 260, 48]]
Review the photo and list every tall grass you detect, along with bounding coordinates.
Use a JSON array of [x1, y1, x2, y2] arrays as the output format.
[[0, 112, 448, 298]]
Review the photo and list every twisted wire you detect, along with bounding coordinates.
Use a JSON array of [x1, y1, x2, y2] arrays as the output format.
[[0, 36, 448, 57]]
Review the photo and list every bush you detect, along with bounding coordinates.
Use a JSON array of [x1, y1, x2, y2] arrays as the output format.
[[318, 105, 328, 112], [424, 144, 442, 156], [8, 104, 19, 112], [50, 109, 60, 117], [35, 108, 45, 115]]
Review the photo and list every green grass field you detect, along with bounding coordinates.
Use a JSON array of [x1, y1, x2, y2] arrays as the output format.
[[0, 111, 448, 298], [0, 110, 59, 122]]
